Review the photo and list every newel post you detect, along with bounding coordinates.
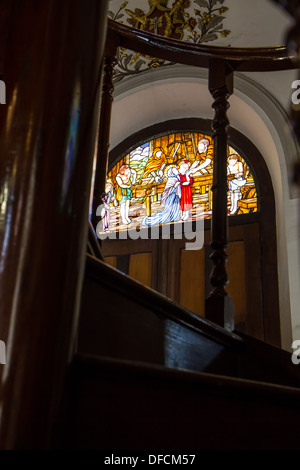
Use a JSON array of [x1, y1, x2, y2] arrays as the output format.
[[205, 59, 234, 331], [91, 35, 118, 230], [0, 0, 108, 449]]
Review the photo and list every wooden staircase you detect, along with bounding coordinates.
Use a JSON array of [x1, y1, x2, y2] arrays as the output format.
[[1, 0, 300, 450], [66, 354, 300, 450], [63, 254, 300, 450]]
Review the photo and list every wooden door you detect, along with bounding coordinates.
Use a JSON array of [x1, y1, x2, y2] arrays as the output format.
[[102, 221, 269, 341], [167, 223, 263, 339]]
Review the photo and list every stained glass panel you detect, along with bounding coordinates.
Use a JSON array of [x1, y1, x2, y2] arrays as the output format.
[[98, 132, 257, 237]]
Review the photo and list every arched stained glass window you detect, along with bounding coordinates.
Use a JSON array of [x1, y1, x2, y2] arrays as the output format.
[[99, 132, 257, 237]]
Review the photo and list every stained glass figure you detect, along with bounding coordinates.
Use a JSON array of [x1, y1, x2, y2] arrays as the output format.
[[98, 132, 258, 236]]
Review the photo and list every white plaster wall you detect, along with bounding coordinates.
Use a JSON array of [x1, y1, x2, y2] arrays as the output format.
[[108, 0, 293, 47], [110, 67, 300, 350]]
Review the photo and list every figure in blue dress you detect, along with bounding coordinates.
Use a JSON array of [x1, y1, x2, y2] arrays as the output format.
[[142, 167, 182, 226]]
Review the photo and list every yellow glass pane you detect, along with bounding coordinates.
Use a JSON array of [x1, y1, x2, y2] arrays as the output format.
[[98, 132, 258, 238]]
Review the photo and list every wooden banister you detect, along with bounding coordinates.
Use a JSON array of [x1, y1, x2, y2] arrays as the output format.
[[91, 38, 118, 226], [67, 353, 300, 449], [107, 18, 299, 72], [84, 254, 243, 349], [0, 0, 109, 449], [87, 221, 104, 261]]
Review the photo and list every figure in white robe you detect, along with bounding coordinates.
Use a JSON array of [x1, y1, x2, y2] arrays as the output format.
[[101, 191, 113, 232], [142, 167, 181, 226], [227, 154, 246, 214]]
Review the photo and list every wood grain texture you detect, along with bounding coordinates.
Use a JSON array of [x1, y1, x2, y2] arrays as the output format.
[[66, 354, 300, 450], [0, 0, 109, 449], [107, 18, 299, 72], [180, 248, 205, 316], [227, 241, 246, 328]]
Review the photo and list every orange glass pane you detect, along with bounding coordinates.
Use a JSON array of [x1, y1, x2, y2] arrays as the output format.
[[98, 132, 257, 237]]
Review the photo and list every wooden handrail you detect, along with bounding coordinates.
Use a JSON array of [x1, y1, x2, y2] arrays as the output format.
[[73, 353, 300, 398], [87, 220, 104, 261], [0, 0, 109, 449], [68, 354, 300, 450], [85, 253, 243, 349], [108, 18, 299, 72]]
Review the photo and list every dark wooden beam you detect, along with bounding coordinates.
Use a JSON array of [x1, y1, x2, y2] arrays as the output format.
[[107, 18, 299, 72], [0, 0, 108, 449], [91, 38, 118, 230]]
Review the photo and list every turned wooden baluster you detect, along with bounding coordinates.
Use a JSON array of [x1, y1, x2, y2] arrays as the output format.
[[205, 59, 234, 331], [91, 37, 118, 231]]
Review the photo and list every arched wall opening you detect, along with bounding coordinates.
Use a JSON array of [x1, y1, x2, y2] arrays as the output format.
[[109, 67, 300, 350]]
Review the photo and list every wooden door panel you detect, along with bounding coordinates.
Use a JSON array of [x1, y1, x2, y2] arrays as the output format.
[[102, 239, 158, 289], [101, 222, 268, 341], [227, 241, 246, 330], [168, 223, 263, 338], [179, 248, 205, 316], [129, 253, 152, 288]]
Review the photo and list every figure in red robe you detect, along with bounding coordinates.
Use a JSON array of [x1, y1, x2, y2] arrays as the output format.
[[178, 159, 208, 220], [180, 173, 193, 212]]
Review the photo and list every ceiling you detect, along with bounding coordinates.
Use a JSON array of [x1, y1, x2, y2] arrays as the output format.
[[108, 0, 293, 48]]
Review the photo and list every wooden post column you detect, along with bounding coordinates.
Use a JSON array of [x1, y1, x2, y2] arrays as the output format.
[[205, 59, 234, 331], [0, 0, 108, 449], [91, 38, 118, 230]]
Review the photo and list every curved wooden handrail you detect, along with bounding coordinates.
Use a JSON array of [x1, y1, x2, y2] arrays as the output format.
[[108, 18, 299, 72], [84, 253, 243, 349]]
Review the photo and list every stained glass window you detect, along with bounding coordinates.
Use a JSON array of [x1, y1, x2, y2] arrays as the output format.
[[98, 132, 257, 237]]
